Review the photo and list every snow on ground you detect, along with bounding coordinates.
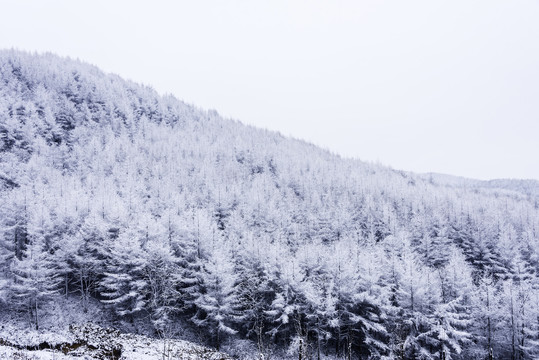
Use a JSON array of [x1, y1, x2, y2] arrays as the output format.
[[0, 298, 234, 359], [0, 345, 76, 359], [119, 333, 231, 360], [0, 322, 232, 359]]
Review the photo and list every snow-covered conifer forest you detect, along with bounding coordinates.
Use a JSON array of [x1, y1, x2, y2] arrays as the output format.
[[1, 50, 539, 359]]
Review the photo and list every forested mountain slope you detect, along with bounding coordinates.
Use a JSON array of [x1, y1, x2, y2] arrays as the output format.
[[425, 173, 539, 202], [1, 50, 539, 359]]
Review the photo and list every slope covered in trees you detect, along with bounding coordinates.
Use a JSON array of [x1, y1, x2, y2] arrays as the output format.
[[1, 50, 539, 359]]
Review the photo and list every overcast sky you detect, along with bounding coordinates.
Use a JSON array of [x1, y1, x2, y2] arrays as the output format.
[[1, 1, 538, 180]]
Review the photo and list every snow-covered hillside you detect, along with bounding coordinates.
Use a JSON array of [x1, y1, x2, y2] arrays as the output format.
[[1, 50, 539, 359]]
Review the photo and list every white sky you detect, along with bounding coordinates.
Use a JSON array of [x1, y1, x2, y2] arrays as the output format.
[[1, 1, 538, 180]]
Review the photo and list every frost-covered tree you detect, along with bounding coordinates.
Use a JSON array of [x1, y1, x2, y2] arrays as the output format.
[[72, 217, 109, 312], [230, 252, 274, 356], [191, 247, 238, 349], [10, 234, 60, 330], [143, 237, 183, 331], [100, 228, 148, 318]]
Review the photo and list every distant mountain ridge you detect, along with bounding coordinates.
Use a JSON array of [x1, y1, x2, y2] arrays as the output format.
[[424, 172, 539, 201]]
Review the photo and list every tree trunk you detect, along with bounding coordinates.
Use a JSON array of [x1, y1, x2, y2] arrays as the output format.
[[35, 298, 39, 330], [486, 285, 491, 353], [162, 333, 166, 360], [256, 323, 265, 359], [511, 286, 515, 360], [317, 319, 321, 360], [336, 328, 340, 357], [80, 272, 86, 312]]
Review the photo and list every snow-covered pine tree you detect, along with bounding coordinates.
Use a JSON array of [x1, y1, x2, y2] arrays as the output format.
[[191, 246, 238, 349], [142, 237, 183, 332], [10, 232, 60, 330], [230, 252, 274, 357], [72, 216, 109, 312], [100, 227, 148, 318]]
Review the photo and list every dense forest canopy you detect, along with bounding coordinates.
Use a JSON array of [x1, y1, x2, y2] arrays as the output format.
[[1, 50, 539, 359]]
